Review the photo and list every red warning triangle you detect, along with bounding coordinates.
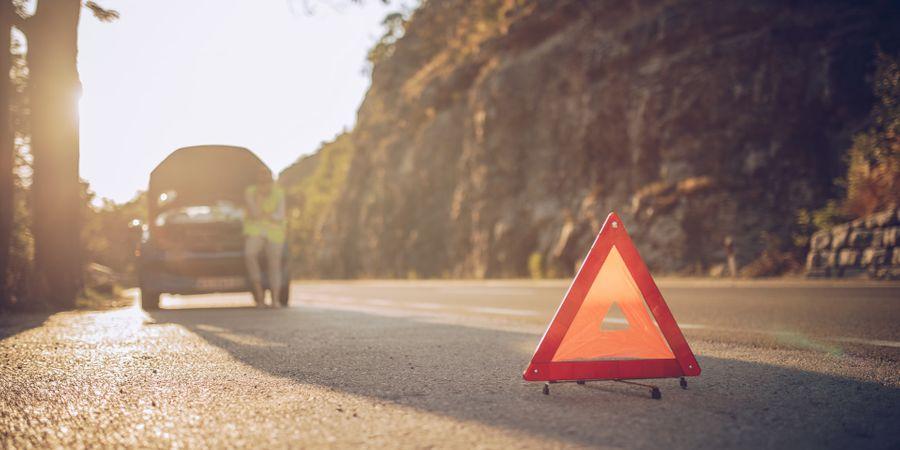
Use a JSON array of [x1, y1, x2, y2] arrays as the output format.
[[524, 212, 700, 382]]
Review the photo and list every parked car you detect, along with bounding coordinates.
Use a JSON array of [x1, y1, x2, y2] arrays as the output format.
[[137, 145, 290, 310]]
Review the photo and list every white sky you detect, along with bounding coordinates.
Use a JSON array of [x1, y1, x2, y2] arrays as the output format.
[[78, 0, 397, 203]]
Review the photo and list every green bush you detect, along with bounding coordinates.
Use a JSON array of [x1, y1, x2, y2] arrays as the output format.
[[811, 51, 900, 227], [844, 51, 900, 217], [284, 133, 354, 277]]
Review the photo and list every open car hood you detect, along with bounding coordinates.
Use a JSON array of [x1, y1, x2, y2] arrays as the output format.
[[148, 145, 271, 219]]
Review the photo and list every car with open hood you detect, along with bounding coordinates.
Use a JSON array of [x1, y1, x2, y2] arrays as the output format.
[[137, 145, 290, 309]]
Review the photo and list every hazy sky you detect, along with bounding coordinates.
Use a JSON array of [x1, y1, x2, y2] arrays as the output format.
[[78, 0, 396, 203]]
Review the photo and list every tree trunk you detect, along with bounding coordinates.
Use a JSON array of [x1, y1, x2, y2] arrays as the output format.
[[0, 1, 13, 309], [27, 0, 82, 309]]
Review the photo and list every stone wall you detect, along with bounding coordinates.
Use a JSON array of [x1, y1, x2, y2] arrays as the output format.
[[806, 208, 900, 279]]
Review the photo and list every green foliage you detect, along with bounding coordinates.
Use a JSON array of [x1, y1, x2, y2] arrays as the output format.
[[810, 200, 850, 230], [81, 188, 146, 285], [843, 51, 900, 217], [741, 232, 802, 278], [812, 51, 900, 224], [284, 133, 355, 276], [367, 11, 407, 68], [796, 51, 899, 261], [793, 201, 849, 247]]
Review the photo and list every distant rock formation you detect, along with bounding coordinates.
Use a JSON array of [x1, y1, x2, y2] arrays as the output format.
[[282, 0, 900, 278]]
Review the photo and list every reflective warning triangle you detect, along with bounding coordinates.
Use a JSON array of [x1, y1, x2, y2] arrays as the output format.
[[524, 212, 700, 382]]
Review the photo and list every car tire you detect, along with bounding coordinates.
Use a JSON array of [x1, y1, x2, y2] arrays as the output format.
[[278, 282, 289, 307], [140, 289, 160, 310]]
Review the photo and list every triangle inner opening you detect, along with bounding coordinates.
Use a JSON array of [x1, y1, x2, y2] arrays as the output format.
[[599, 302, 629, 331]]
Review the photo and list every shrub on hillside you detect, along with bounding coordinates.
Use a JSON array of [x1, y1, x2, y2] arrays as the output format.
[[842, 51, 900, 218]]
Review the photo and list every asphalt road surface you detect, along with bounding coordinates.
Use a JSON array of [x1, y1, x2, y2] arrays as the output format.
[[2, 279, 899, 448]]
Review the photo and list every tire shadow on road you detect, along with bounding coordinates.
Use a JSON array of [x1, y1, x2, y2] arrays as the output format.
[[148, 305, 900, 449]]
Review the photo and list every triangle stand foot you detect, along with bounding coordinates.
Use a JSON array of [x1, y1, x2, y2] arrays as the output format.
[[613, 379, 662, 400]]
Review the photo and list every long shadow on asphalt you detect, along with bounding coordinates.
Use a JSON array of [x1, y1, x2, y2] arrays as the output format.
[[149, 306, 900, 449], [0, 312, 51, 341]]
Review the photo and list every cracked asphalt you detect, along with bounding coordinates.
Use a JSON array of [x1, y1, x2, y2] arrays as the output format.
[[1, 279, 899, 449]]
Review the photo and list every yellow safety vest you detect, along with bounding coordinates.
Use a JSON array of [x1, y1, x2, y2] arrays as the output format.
[[243, 185, 287, 244]]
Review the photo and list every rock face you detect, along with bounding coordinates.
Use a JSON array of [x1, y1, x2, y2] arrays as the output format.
[[288, 0, 900, 278], [806, 208, 900, 279]]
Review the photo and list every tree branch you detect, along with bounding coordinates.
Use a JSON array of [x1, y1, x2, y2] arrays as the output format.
[[84, 1, 119, 22]]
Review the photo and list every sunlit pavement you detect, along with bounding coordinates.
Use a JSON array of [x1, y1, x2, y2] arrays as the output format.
[[1, 279, 899, 448]]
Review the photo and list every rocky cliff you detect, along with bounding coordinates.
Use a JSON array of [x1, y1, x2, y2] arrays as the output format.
[[282, 0, 900, 278]]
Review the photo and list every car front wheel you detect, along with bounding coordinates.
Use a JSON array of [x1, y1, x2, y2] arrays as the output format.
[[140, 288, 160, 310], [278, 282, 290, 307]]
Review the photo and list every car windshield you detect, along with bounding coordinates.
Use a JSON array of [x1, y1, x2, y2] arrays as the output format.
[[154, 201, 244, 226]]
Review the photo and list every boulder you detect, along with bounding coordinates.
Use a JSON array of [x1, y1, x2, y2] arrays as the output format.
[[866, 208, 897, 228], [825, 250, 838, 268], [838, 249, 860, 267], [861, 248, 887, 267], [831, 225, 851, 249], [848, 229, 874, 248], [810, 230, 831, 251], [883, 227, 899, 248], [871, 228, 885, 249], [805, 251, 830, 270], [708, 264, 726, 278]]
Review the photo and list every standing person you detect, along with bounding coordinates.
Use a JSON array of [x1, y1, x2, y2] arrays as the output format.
[[724, 236, 737, 278], [243, 174, 287, 307]]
